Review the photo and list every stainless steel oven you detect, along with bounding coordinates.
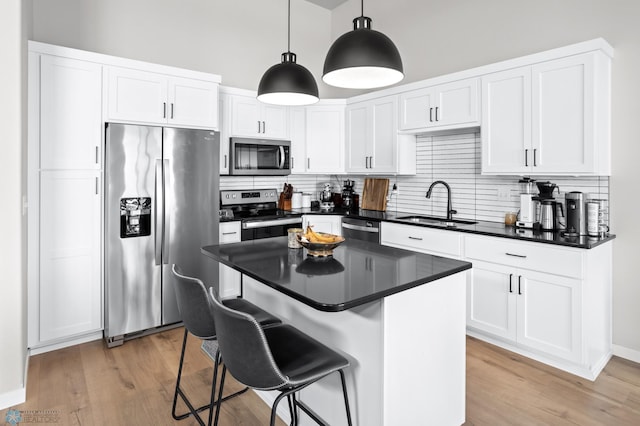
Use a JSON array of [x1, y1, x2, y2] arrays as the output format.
[[220, 189, 302, 240], [229, 138, 291, 176]]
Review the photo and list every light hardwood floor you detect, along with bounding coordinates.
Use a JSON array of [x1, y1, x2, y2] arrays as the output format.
[[6, 328, 640, 425]]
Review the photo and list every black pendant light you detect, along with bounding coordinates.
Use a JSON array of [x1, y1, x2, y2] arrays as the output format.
[[257, 0, 319, 105], [323, 0, 403, 89]]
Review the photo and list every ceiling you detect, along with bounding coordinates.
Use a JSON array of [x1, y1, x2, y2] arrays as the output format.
[[305, 0, 349, 10]]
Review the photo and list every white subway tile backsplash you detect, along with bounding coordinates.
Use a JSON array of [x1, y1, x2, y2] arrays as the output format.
[[220, 131, 609, 225]]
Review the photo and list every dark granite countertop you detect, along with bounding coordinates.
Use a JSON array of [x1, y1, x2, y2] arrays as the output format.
[[202, 237, 471, 312], [292, 207, 615, 249]]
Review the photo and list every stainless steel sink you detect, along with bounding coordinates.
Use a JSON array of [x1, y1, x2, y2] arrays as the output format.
[[396, 215, 477, 227]]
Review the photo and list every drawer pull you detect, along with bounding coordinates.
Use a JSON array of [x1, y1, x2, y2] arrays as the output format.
[[505, 252, 527, 259], [222, 231, 238, 235], [408, 236, 423, 241]]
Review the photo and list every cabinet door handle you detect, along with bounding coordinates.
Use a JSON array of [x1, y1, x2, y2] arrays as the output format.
[[170, 103, 174, 119], [518, 275, 522, 295], [163, 102, 167, 119], [435, 106, 439, 121], [524, 149, 529, 167], [408, 236, 423, 241], [505, 252, 527, 258], [262, 121, 266, 133], [369, 156, 373, 168], [95, 146, 99, 164], [258, 121, 261, 133], [533, 148, 537, 167], [509, 273, 513, 293], [429, 107, 434, 122], [307, 158, 310, 169], [291, 157, 294, 169], [224, 154, 227, 168], [95, 177, 99, 195]]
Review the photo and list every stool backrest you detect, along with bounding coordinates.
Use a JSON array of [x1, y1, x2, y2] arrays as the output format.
[[208, 287, 287, 390], [171, 264, 216, 339]]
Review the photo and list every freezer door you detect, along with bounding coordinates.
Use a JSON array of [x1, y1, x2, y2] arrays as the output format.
[[162, 127, 220, 325], [105, 123, 163, 337]]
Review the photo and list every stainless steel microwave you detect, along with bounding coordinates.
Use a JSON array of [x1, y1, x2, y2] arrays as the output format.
[[229, 137, 291, 176]]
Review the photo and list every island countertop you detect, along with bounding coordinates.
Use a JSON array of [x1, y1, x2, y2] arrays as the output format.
[[202, 237, 472, 312]]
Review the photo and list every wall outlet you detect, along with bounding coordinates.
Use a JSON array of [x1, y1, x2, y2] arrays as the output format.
[[497, 187, 510, 201]]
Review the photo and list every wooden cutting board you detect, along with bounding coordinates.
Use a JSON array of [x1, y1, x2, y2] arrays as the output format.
[[361, 178, 389, 211]]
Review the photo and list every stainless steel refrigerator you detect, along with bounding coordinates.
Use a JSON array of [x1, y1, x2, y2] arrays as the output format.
[[104, 123, 220, 347]]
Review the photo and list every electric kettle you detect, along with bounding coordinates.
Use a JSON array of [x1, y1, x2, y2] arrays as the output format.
[[540, 200, 564, 231]]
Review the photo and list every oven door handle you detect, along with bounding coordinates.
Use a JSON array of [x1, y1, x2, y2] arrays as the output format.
[[242, 217, 302, 229]]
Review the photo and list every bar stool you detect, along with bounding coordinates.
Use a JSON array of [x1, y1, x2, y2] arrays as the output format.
[[207, 287, 353, 426], [171, 264, 281, 426]]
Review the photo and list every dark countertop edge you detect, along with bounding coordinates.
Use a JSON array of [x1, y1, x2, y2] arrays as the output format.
[[201, 245, 472, 312], [293, 208, 616, 249]]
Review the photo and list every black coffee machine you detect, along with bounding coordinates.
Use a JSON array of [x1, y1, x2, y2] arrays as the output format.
[[342, 180, 355, 209], [536, 181, 564, 231]]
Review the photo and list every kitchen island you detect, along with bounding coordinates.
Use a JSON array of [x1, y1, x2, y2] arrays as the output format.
[[202, 237, 472, 426]]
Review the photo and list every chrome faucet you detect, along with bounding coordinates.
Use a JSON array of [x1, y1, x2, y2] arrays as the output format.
[[426, 180, 457, 221]]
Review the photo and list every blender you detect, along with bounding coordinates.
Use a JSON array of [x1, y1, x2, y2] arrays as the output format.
[[516, 177, 538, 229]]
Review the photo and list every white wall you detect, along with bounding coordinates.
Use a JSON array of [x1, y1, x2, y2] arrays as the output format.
[[0, 0, 28, 409], [332, 0, 640, 355], [31, 0, 333, 96]]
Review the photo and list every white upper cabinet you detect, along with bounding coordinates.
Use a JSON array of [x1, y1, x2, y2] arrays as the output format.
[[305, 103, 345, 174], [39, 55, 102, 170], [481, 66, 532, 175], [289, 107, 307, 174], [346, 96, 415, 174], [482, 51, 611, 176], [230, 95, 289, 139], [106, 66, 219, 129], [399, 78, 479, 132]]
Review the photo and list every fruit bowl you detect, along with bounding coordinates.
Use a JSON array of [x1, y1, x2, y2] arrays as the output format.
[[297, 233, 345, 257]]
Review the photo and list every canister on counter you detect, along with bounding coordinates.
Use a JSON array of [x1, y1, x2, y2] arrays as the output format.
[[287, 228, 303, 248]]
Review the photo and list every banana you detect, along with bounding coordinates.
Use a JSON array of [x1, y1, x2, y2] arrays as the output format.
[[303, 225, 340, 243]]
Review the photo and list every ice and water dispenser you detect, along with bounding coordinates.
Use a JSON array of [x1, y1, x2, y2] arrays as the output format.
[[120, 197, 151, 238]]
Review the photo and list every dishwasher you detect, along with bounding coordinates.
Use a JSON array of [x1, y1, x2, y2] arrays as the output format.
[[341, 217, 381, 243]]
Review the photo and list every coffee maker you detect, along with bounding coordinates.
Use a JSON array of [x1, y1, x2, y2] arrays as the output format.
[[342, 179, 355, 209], [516, 178, 538, 229], [536, 181, 564, 231], [565, 192, 586, 235]]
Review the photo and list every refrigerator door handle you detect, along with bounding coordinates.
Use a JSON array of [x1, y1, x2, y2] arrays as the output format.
[[155, 160, 163, 265], [162, 159, 170, 264]]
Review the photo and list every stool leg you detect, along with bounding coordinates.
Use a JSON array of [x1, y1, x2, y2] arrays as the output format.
[[172, 328, 191, 421], [339, 370, 353, 426]]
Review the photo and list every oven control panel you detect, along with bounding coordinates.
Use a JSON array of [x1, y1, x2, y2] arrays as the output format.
[[220, 189, 279, 206]]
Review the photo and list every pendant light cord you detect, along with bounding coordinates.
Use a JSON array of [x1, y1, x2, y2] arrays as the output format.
[[361, 0, 364, 17], [287, 0, 291, 52]]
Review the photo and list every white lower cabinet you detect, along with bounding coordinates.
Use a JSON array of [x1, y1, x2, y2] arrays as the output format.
[[302, 215, 342, 236], [218, 221, 241, 299], [464, 234, 611, 380], [380, 222, 462, 258], [467, 260, 581, 362], [38, 171, 102, 343]]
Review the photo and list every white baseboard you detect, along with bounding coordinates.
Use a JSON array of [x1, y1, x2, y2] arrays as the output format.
[[29, 331, 103, 356], [0, 387, 26, 411], [613, 344, 640, 364], [253, 389, 290, 424]]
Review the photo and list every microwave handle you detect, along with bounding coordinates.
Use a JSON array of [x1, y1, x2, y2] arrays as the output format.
[[278, 146, 285, 169]]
